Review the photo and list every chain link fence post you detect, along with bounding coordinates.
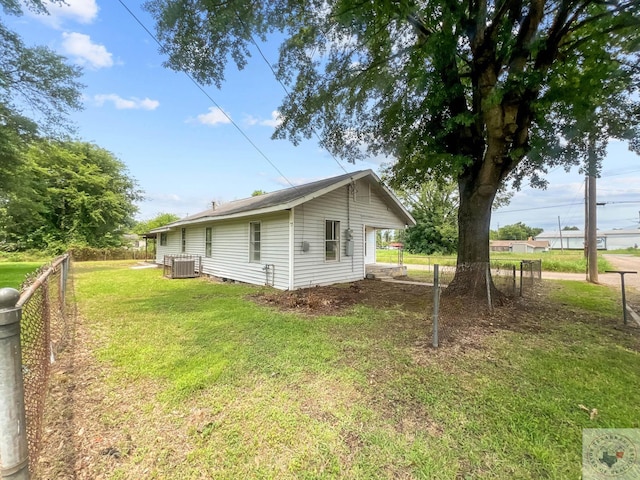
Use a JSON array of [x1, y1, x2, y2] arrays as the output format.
[[432, 264, 440, 348], [485, 263, 493, 312], [0, 288, 30, 480]]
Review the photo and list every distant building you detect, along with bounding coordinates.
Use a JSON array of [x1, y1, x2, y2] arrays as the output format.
[[123, 233, 147, 250], [535, 230, 640, 250], [490, 240, 550, 253]]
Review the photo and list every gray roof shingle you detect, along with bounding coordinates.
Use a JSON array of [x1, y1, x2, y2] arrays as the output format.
[[148, 169, 414, 233]]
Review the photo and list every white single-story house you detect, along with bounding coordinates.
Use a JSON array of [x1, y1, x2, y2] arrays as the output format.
[[490, 240, 550, 253], [535, 230, 640, 250], [149, 170, 416, 290]]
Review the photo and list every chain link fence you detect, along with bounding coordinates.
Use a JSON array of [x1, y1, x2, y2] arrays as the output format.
[[430, 260, 542, 346], [0, 253, 73, 477]]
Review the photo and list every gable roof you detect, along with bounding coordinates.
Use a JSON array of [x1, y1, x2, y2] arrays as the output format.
[[150, 170, 415, 232]]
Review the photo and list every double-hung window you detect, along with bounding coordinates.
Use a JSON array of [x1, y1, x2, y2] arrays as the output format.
[[325, 220, 340, 261], [181, 228, 186, 253], [249, 222, 261, 262], [205, 227, 212, 257], [160, 232, 167, 246]]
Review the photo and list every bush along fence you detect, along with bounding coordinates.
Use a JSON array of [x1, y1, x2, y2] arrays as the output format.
[[0, 254, 73, 479], [431, 260, 542, 347]]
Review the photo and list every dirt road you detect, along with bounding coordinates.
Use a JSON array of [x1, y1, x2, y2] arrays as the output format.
[[540, 254, 640, 292], [401, 255, 640, 292], [601, 254, 640, 291]]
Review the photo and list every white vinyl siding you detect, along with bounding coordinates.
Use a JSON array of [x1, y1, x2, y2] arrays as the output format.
[[292, 179, 406, 289], [201, 212, 289, 289], [155, 229, 184, 264]]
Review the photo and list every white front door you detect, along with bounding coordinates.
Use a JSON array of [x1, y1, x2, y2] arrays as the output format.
[[364, 227, 376, 264]]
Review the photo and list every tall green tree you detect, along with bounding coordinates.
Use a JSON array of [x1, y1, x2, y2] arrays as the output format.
[[146, 0, 640, 295], [398, 180, 459, 255], [398, 179, 512, 254], [0, 141, 142, 251], [496, 223, 543, 241], [134, 213, 181, 235], [0, 0, 83, 192]]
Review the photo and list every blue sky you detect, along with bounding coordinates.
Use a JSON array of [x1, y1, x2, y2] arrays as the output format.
[[9, 0, 640, 233]]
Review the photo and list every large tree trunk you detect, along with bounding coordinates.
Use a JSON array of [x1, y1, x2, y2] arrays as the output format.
[[446, 161, 503, 299]]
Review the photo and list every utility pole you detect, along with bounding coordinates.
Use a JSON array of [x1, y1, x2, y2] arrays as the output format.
[[558, 216, 564, 252], [584, 177, 589, 260], [586, 139, 598, 283]]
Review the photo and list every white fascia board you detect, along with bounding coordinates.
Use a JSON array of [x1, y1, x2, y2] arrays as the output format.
[[148, 226, 175, 234]]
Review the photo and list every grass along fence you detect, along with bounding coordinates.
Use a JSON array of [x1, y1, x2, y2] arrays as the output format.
[[0, 254, 73, 478], [38, 261, 637, 478], [0, 262, 43, 290]]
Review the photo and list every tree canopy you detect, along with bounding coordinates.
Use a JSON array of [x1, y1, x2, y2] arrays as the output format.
[[495, 222, 543, 241], [397, 180, 459, 255], [0, 0, 84, 193], [146, 0, 640, 293], [0, 141, 142, 251], [134, 213, 181, 235]]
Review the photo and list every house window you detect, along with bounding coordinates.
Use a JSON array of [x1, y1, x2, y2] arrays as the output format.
[[181, 228, 186, 253], [205, 227, 212, 258], [160, 232, 167, 246], [249, 222, 261, 262], [325, 220, 340, 261]]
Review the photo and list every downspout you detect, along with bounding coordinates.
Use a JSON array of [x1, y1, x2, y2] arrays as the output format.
[[288, 208, 295, 290]]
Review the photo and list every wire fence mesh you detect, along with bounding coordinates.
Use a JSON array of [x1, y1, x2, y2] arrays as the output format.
[[431, 260, 542, 346], [13, 254, 74, 474]]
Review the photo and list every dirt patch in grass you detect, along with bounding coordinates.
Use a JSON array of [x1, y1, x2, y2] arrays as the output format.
[[252, 280, 639, 350], [250, 279, 430, 316]]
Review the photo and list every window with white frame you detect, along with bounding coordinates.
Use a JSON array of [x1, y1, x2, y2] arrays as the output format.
[[249, 222, 261, 262], [205, 227, 212, 257], [325, 220, 340, 261], [181, 228, 186, 253], [160, 232, 167, 246]]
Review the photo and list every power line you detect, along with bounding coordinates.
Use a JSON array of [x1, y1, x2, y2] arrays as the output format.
[[493, 202, 584, 214], [235, 14, 350, 175], [116, 0, 298, 190]]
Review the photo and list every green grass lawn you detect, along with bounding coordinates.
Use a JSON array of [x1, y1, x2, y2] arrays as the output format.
[[377, 249, 613, 273], [68, 261, 639, 479], [0, 262, 43, 289]]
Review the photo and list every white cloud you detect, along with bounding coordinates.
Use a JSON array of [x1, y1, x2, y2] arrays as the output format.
[[61, 32, 113, 69], [36, 0, 99, 27], [244, 115, 259, 126], [244, 110, 283, 128], [196, 107, 232, 126], [94, 94, 160, 110], [261, 110, 283, 128]]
